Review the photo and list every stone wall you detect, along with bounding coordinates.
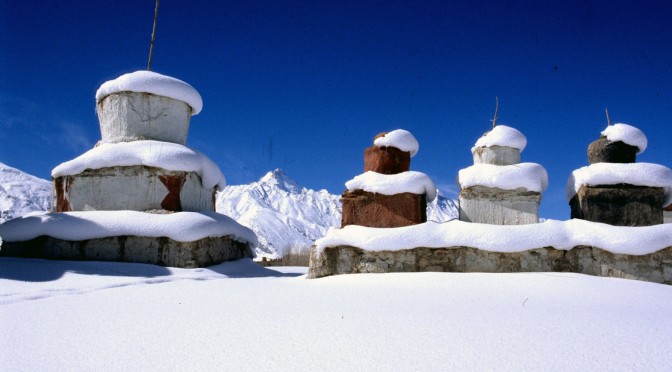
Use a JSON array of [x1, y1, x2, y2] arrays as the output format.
[[570, 185, 664, 226], [341, 190, 426, 228], [54, 166, 216, 212], [97, 92, 191, 145], [459, 186, 540, 225], [1, 235, 253, 268], [308, 245, 672, 285]]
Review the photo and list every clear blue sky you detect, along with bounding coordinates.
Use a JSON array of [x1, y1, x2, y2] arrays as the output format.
[[1, 0, 671, 220]]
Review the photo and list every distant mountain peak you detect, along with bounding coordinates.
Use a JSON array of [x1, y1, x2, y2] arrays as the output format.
[[259, 168, 301, 193]]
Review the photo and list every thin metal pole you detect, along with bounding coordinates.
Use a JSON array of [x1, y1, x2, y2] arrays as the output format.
[[147, 0, 160, 71]]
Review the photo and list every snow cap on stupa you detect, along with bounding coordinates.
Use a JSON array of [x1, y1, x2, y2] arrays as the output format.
[[374, 129, 419, 157], [96, 71, 203, 115], [472, 125, 527, 153], [601, 123, 647, 154]]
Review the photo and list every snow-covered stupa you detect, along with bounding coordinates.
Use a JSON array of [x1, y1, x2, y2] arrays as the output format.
[[0, 71, 257, 267], [567, 123, 672, 226], [341, 129, 436, 228], [458, 125, 548, 224]]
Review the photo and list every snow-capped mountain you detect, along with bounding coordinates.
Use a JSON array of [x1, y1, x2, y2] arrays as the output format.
[[217, 169, 458, 258], [216, 169, 342, 259], [0, 162, 52, 223]]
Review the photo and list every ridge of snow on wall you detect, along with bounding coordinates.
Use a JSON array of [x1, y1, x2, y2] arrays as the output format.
[[566, 162, 672, 204], [601, 123, 648, 154], [95, 71, 203, 115], [0, 211, 258, 246], [315, 219, 672, 255], [472, 125, 527, 152], [346, 171, 437, 202], [459, 163, 548, 192], [373, 129, 419, 157], [51, 140, 226, 190]]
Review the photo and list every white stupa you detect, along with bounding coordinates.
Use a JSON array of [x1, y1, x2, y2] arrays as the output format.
[[459, 125, 548, 225]]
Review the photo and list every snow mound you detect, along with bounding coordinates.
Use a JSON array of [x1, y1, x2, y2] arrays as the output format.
[[459, 163, 548, 193], [315, 219, 672, 255], [373, 129, 419, 157], [566, 162, 672, 204], [95, 71, 203, 115], [52, 140, 225, 190], [601, 123, 648, 154], [346, 171, 437, 202], [0, 211, 257, 247], [472, 125, 527, 152]]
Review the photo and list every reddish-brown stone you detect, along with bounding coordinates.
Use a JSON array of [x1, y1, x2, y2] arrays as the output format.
[[363, 146, 411, 174], [341, 189, 426, 228], [664, 204, 672, 212], [159, 174, 187, 211], [54, 176, 72, 212]]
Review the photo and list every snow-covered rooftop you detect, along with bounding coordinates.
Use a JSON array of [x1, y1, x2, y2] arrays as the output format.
[[95, 71, 203, 115], [601, 123, 648, 154], [373, 129, 419, 157], [0, 211, 257, 248], [459, 163, 548, 193], [566, 162, 672, 205], [316, 219, 672, 255], [472, 125, 527, 152], [52, 140, 226, 190], [346, 171, 437, 202]]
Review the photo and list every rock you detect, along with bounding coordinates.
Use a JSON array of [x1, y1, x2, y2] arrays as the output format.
[[587, 137, 637, 164], [341, 189, 426, 228], [459, 186, 541, 225], [569, 184, 665, 226], [307, 245, 672, 285], [363, 145, 410, 174], [0, 235, 254, 268]]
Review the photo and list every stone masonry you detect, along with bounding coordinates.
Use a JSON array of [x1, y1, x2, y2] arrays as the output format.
[[308, 245, 672, 285]]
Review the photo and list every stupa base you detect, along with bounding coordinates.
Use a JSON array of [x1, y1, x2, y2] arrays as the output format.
[[1, 235, 253, 268]]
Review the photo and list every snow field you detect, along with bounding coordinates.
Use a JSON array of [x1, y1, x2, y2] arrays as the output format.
[[1, 258, 671, 371]]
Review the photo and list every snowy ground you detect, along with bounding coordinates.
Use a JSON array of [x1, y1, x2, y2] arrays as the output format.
[[2, 258, 671, 371]]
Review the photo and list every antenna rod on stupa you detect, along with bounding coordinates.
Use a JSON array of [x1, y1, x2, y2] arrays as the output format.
[[147, 0, 160, 71], [605, 108, 611, 126], [491, 96, 499, 129]]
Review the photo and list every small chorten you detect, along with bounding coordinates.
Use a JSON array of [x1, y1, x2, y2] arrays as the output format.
[[459, 125, 548, 225], [341, 129, 436, 228], [568, 123, 672, 226]]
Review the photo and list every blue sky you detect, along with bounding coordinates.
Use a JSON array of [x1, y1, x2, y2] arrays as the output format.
[[1, 0, 671, 220]]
